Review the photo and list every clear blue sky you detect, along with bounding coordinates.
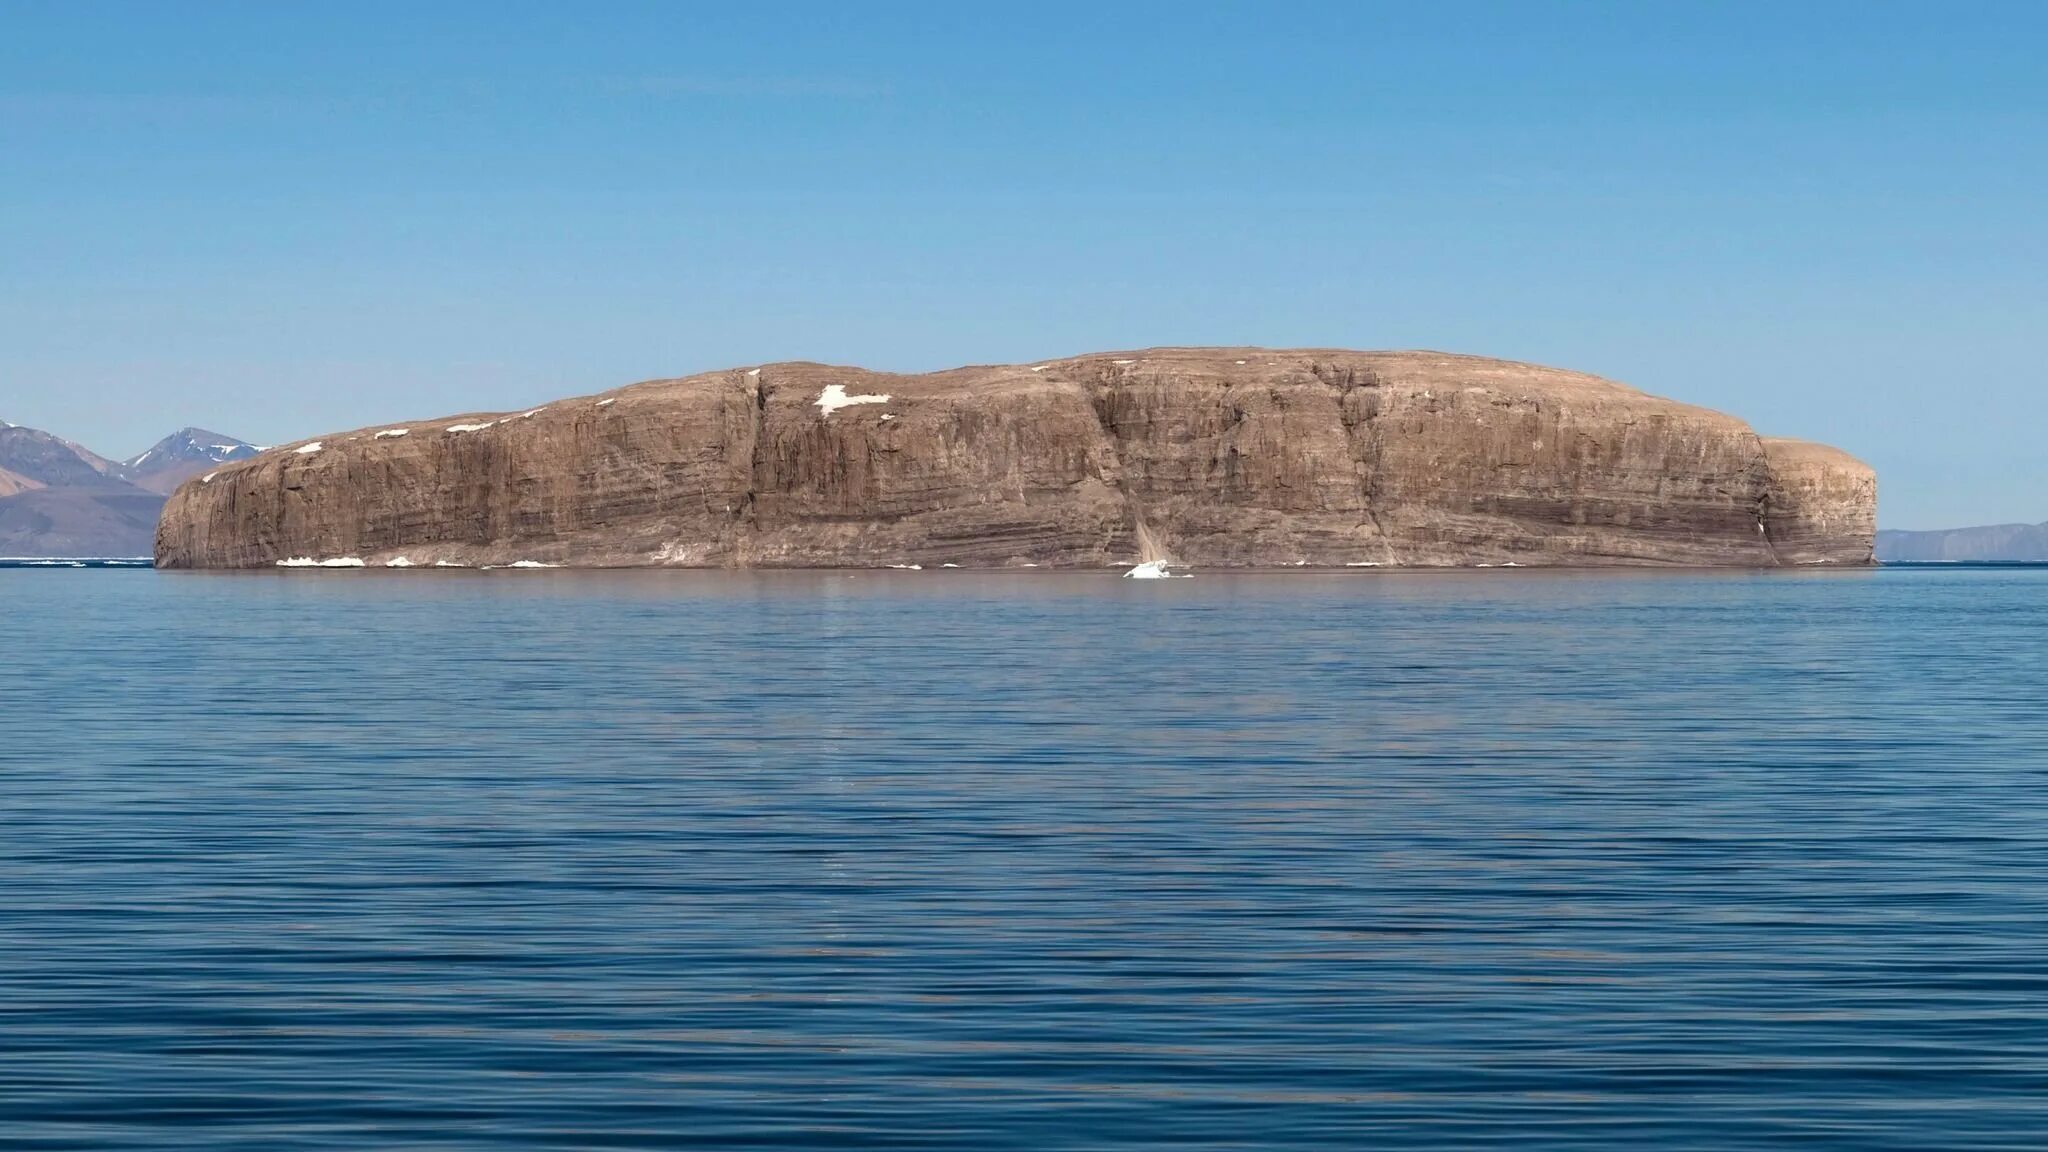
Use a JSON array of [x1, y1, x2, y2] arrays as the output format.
[[2, 1, 2041, 528]]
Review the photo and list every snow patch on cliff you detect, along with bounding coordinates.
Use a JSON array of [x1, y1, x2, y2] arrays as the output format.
[[815, 384, 891, 417]]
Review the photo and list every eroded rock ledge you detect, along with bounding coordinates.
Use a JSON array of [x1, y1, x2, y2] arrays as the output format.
[[155, 349, 1876, 569]]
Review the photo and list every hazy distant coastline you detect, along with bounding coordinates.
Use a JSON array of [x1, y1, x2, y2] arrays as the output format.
[[1876, 523, 2048, 563]]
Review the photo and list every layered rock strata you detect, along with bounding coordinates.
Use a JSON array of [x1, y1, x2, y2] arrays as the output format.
[[155, 349, 1876, 569]]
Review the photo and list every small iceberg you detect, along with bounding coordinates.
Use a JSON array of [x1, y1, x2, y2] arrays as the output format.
[[1122, 560, 1182, 579]]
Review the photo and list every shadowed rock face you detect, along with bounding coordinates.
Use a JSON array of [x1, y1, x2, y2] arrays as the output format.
[[154, 349, 1876, 569]]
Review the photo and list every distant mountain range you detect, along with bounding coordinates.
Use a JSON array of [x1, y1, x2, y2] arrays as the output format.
[[1876, 523, 2048, 563], [0, 420, 258, 557]]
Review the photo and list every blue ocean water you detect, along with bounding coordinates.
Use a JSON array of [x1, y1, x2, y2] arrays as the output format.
[[2, 566, 2045, 1149]]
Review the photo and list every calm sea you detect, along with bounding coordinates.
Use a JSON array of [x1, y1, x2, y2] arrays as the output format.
[[3, 566, 2045, 1149]]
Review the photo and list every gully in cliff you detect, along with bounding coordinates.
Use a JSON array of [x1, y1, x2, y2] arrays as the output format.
[[154, 348, 1875, 572]]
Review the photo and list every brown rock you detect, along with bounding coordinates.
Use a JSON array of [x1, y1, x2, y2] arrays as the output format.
[[154, 349, 1876, 569]]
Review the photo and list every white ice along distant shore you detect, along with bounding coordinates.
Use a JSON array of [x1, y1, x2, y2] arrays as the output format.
[[276, 556, 365, 568], [815, 384, 890, 417]]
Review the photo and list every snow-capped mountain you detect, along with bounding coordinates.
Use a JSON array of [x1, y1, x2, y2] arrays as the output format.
[[0, 421, 259, 556], [117, 428, 261, 495]]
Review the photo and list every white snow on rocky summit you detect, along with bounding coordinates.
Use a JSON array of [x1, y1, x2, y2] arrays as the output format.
[[815, 384, 891, 417], [446, 422, 494, 433], [293, 442, 323, 455], [375, 428, 410, 438]]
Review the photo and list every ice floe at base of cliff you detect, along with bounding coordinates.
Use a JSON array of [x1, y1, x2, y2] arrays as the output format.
[[1122, 560, 1190, 579], [815, 384, 891, 416], [482, 560, 559, 569], [385, 557, 414, 568], [887, 563, 922, 570], [277, 557, 365, 568]]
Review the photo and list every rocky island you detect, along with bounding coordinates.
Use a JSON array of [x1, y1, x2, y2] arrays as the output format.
[[154, 349, 1875, 570]]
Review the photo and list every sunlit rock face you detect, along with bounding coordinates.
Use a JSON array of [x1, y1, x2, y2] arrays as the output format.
[[154, 349, 1875, 570]]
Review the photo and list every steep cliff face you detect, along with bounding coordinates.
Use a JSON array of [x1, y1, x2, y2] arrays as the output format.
[[154, 349, 1876, 569]]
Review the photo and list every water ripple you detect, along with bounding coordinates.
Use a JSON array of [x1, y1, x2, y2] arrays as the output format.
[[2, 568, 2045, 1149]]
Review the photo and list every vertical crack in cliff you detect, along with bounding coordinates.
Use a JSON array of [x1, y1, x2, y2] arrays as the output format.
[[718, 370, 770, 567], [737, 370, 769, 528], [1752, 434, 1785, 567], [1084, 370, 1150, 562], [1326, 368, 1391, 546]]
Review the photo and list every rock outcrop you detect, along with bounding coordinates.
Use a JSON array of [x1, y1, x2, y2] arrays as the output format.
[[154, 349, 1877, 569]]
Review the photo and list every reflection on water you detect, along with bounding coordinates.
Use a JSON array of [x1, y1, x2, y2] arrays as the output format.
[[3, 567, 2045, 1149]]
